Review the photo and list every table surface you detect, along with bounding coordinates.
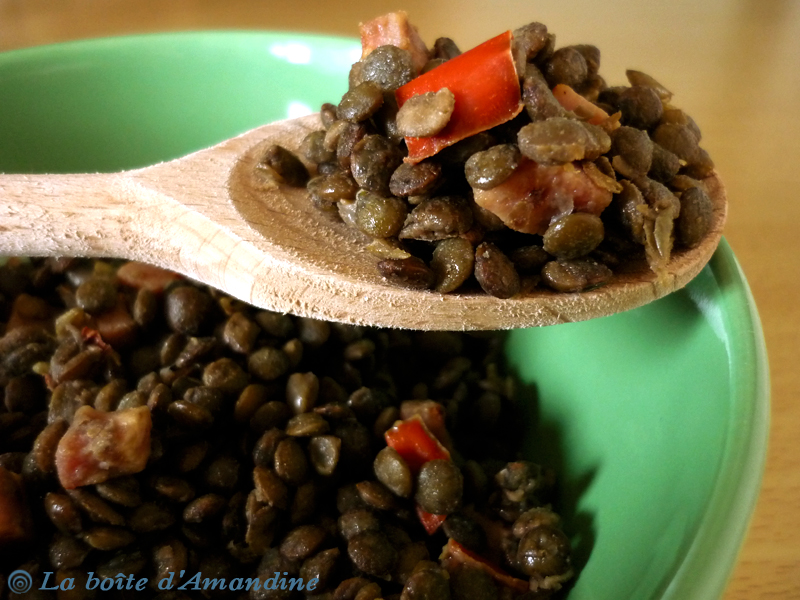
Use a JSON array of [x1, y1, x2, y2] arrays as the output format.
[[2, 0, 798, 597]]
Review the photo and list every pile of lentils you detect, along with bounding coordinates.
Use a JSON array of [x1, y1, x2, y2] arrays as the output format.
[[0, 256, 572, 599], [261, 18, 716, 298]]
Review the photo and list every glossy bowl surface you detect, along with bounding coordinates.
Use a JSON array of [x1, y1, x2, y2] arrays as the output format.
[[0, 32, 769, 599]]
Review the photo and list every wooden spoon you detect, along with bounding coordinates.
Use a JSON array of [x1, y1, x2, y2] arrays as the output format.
[[0, 113, 726, 330]]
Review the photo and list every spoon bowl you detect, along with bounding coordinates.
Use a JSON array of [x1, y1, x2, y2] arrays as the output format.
[[0, 35, 726, 330]]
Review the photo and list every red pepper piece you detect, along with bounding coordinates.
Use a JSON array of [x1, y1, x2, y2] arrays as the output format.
[[416, 504, 447, 535], [396, 31, 523, 164], [439, 538, 530, 594], [399, 400, 453, 451], [384, 415, 450, 473]]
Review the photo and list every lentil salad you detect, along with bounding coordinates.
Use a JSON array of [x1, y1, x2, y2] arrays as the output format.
[[0, 256, 572, 598], [262, 12, 716, 298]]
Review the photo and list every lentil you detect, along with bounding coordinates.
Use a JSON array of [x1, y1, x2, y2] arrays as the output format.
[[377, 257, 436, 290], [464, 144, 521, 190], [258, 144, 310, 187], [431, 237, 475, 293], [337, 81, 385, 122], [360, 45, 416, 92], [543, 213, 605, 259], [416, 459, 463, 515], [677, 185, 714, 248], [396, 88, 456, 137], [355, 190, 409, 238], [474, 242, 521, 299], [542, 258, 613, 292], [543, 46, 589, 88], [399, 196, 474, 241]]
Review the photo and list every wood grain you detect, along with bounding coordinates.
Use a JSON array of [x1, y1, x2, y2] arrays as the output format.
[[1, 0, 799, 596]]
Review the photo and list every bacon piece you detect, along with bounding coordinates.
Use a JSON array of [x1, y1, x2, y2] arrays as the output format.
[[552, 84, 620, 129], [0, 467, 33, 547], [55, 405, 152, 489], [359, 11, 430, 74], [473, 158, 613, 235], [116, 261, 181, 294]]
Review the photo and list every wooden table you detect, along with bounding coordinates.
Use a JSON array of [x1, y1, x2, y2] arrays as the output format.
[[2, 0, 798, 597]]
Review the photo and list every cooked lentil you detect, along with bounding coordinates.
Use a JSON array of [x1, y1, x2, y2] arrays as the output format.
[[395, 88, 456, 138], [474, 242, 521, 298], [355, 190, 409, 238], [464, 143, 521, 190], [677, 185, 714, 248], [360, 45, 416, 92], [431, 237, 475, 293], [258, 144, 310, 187], [543, 213, 605, 260]]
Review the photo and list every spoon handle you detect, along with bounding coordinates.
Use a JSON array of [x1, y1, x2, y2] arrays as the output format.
[[0, 170, 273, 308], [0, 172, 150, 258]]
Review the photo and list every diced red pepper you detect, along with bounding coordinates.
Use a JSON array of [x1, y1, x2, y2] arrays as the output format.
[[399, 400, 453, 451], [385, 415, 453, 535], [439, 538, 530, 594], [396, 31, 523, 164], [384, 415, 450, 473], [416, 504, 447, 535]]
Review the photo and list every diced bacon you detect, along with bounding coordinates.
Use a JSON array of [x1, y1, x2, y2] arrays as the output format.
[[94, 296, 138, 348], [552, 84, 619, 129], [359, 11, 431, 73], [473, 158, 614, 235], [116, 261, 181, 294], [55, 405, 152, 489], [0, 467, 33, 547]]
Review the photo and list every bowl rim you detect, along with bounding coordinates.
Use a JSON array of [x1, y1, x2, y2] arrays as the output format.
[[662, 237, 770, 599], [0, 29, 362, 60], [0, 31, 771, 599]]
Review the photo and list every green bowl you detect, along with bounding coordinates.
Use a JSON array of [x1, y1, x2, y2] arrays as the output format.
[[0, 32, 769, 599]]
